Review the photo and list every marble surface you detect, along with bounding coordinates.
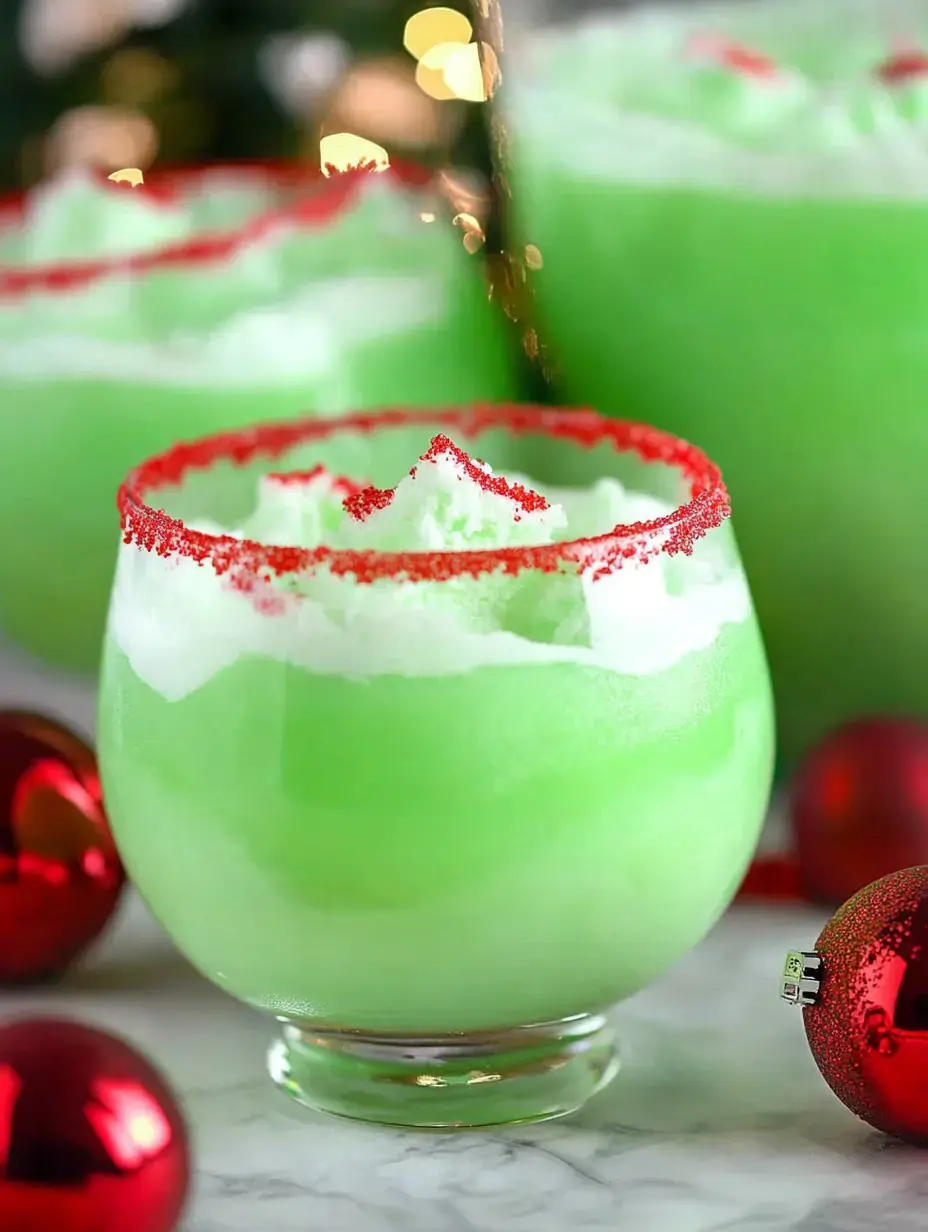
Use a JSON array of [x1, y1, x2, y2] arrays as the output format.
[[0, 645, 926, 1232]]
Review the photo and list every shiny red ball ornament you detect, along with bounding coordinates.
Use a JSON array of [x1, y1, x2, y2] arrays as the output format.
[[0, 1017, 190, 1232], [800, 865, 928, 1143], [790, 717, 928, 905], [0, 710, 125, 983]]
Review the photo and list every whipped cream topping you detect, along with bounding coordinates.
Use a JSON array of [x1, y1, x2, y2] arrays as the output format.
[[507, 0, 928, 196], [110, 434, 751, 700], [0, 176, 470, 385]]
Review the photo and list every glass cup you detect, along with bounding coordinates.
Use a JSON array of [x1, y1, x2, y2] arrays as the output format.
[[489, 0, 928, 763], [99, 404, 774, 1128], [0, 163, 516, 673]]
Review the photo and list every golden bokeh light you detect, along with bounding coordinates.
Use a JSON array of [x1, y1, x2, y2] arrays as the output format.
[[107, 167, 145, 187], [420, 211, 437, 222], [324, 57, 449, 150], [319, 132, 390, 176], [415, 42, 467, 101], [524, 244, 544, 271], [45, 106, 158, 175], [100, 47, 178, 106], [403, 7, 473, 62], [453, 210, 486, 254], [442, 42, 487, 102]]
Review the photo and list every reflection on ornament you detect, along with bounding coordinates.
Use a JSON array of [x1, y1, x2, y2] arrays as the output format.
[[108, 167, 145, 187], [525, 244, 544, 271], [325, 57, 449, 150], [403, 7, 473, 62], [45, 106, 158, 174], [416, 42, 466, 101], [319, 132, 390, 177]]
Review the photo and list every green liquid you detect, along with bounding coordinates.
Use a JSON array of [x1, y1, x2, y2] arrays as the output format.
[[510, 137, 928, 763], [99, 617, 773, 1034], [0, 322, 515, 672]]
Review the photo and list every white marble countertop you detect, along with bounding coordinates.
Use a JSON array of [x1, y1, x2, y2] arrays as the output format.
[[0, 645, 925, 1232]]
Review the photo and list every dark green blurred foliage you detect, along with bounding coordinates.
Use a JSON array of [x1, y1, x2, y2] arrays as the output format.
[[0, 0, 489, 190]]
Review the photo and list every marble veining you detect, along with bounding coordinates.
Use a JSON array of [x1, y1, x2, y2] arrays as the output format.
[[0, 642, 924, 1232]]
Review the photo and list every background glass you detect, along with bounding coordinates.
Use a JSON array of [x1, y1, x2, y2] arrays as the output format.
[[492, 0, 928, 763]]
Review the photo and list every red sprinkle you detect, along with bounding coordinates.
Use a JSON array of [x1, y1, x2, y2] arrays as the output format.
[[344, 485, 395, 521], [877, 50, 928, 84], [265, 465, 362, 500], [687, 34, 779, 80], [0, 160, 431, 298], [117, 405, 731, 591], [344, 433, 550, 524]]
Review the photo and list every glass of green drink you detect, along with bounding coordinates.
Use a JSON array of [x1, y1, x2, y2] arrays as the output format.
[[495, 0, 928, 763], [99, 403, 774, 1128], [0, 164, 515, 674]]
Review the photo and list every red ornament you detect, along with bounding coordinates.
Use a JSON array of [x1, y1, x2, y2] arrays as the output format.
[[0, 711, 125, 983], [736, 852, 803, 901], [799, 866, 928, 1144], [789, 718, 928, 905], [0, 1017, 190, 1231]]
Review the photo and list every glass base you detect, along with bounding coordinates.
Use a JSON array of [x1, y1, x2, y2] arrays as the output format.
[[267, 1014, 618, 1129]]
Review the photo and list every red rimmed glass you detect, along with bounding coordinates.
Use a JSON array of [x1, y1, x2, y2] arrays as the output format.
[[0, 164, 515, 673], [99, 403, 774, 1129]]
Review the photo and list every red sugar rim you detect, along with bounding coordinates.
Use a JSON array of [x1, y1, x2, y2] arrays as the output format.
[[118, 404, 731, 586], [345, 433, 552, 523], [0, 159, 430, 298]]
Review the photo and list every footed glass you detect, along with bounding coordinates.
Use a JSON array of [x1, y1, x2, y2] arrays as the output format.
[[98, 404, 774, 1128], [0, 164, 515, 672], [493, 0, 928, 762]]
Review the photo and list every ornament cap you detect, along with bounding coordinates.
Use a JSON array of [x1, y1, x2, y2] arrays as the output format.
[[780, 950, 823, 1006]]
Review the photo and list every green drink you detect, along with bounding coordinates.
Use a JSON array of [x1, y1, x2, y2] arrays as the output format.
[[98, 405, 773, 1127], [501, 0, 928, 761], [0, 166, 516, 672]]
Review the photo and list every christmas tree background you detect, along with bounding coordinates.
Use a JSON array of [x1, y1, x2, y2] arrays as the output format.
[[0, 0, 491, 190]]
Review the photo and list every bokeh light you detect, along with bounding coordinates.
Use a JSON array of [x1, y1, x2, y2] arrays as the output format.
[[319, 132, 390, 176], [404, 5, 495, 103], [107, 167, 145, 186], [403, 7, 473, 61], [45, 106, 159, 175]]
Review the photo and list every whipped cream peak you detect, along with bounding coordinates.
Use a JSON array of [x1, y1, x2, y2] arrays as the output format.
[[241, 465, 364, 548], [339, 434, 567, 553]]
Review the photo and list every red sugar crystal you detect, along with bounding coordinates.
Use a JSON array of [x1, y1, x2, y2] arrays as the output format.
[[265, 465, 362, 500], [344, 485, 395, 522], [877, 50, 928, 84], [687, 34, 779, 80], [344, 433, 550, 525]]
